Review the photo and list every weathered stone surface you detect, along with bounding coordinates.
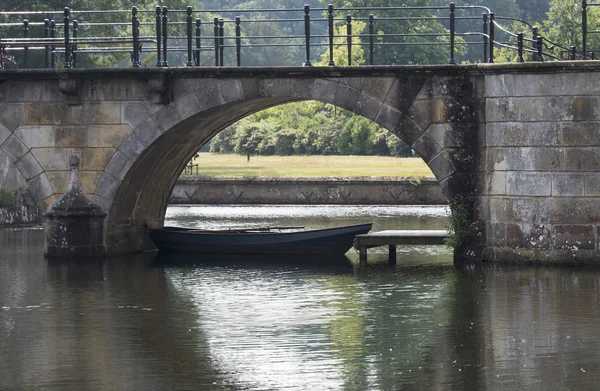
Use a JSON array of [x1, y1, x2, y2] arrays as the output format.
[[78, 171, 102, 195], [46, 170, 70, 193], [312, 79, 337, 104], [135, 117, 164, 146], [334, 84, 360, 112], [0, 123, 10, 146], [2, 80, 63, 102], [548, 198, 600, 224], [153, 104, 181, 132], [354, 93, 382, 121], [121, 101, 151, 129], [55, 126, 87, 148], [565, 147, 600, 171], [82, 102, 119, 125], [552, 173, 585, 196], [486, 122, 528, 146], [289, 78, 314, 99], [87, 125, 132, 148], [562, 122, 600, 146], [362, 77, 394, 100], [485, 171, 506, 195], [84, 79, 146, 101], [14, 125, 54, 148], [533, 148, 564, 171], [91, 194, 113, 213], [428, 151, 456, 182], [375, 104, 402, 131], [80, 148, 115, 171], [25, 103, 83, 125], [263, 78, 290, 97], [584, 173, 600, 196], [506, 223, 552, 250], [485, 97, 519, 122], [411, 134, 441, 163], [31, 148, 71, 171], [1, 135, 28, 161], [27, 173, 54, 200], [553, 224, 595, 251], [220, 80, 243, 103], [528, 123, 563, 146], [0, 103, 26, 131], [240, 78, 263, 100], [340, 77, 365, 91], [14, 152, 43, 181], [118, 132, 147, 161], [506, 172, 552, 196], [94, 171, 121, 201], [104, 151, 134, 181], [487, 222, 506, 247]]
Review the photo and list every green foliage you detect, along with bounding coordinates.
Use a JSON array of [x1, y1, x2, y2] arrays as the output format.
[[0, 188, 19, 209], [444, 197, 476, 251]]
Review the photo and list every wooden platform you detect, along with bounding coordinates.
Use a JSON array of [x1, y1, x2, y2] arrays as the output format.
[[353, 230, 450, 266]]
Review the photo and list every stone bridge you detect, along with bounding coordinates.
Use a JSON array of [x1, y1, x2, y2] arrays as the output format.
[[1, 62, 600, 263]]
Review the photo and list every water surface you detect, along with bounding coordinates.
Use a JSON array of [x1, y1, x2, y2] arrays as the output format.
[[2, 205, 600, 390]]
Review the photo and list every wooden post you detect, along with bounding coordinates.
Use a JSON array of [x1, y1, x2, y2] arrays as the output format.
[[359, 247, 367, 267]]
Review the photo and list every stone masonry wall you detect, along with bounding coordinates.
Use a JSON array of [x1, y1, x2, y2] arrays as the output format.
[[483, 71, 600, 263], [170, 177, 445, 205]]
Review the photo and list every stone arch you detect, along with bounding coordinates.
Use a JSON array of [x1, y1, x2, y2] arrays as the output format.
[[93, 75, 479, 254]]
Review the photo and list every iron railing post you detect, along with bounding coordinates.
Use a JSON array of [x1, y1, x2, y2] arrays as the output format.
[[537, 35, 543, 61], [583, 0, 588, 59], [50, 20, 56, 68], [488, 12, 494, 63], [328, 4, 334, 66], [63, 7, 70, 68], [517, 32, 524, 62], [346, 14, 352, 65], [218, 18, 224, 66], [162, 6, 168, 66], [482, 13, 488, 63], [570, 45, 577, 60], [214, 17, 219, 66], [532, 26, 538, 61], [186, 6, 193, 66], [22, 19, 28, 68], [235, 16, 241, 66], [195, 19, 201, 66], [449, 3, 455, 64], [131, 6, 139, 67], [304, 5, 311, 66], [369, 14, 374, 65], [72, 20, 78, 68], [155, 6, 162, 66], [44, 19, 49, 68]]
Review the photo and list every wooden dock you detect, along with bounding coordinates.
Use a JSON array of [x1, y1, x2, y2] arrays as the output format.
[[353, 230, 450, 266]]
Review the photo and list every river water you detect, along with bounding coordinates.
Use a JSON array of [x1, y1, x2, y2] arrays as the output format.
[[2, 205, 600, 390]]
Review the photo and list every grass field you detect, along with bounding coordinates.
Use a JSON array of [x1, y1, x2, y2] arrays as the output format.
[[184, 153, 434, 178]]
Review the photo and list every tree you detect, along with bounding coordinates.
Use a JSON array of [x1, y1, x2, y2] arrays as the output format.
[[543, 0, 600, 58]]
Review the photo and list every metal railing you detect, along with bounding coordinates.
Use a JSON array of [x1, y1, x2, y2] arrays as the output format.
[[0, 3, 585, 69]]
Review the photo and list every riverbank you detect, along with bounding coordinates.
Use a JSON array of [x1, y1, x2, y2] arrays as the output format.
[[170, 176, 445, 205]]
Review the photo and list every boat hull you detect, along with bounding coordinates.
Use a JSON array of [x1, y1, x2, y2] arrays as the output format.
[[149, 223, 373, 255]]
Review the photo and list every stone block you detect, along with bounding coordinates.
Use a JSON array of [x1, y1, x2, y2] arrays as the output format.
[[485, 97, 518, 122], [55, 126, 88, 147], [25, 102, 82, 125], [507, 197, 539, 223], [407, 99, 446, 127], [445, 148, 477, 172], [153, 104, 181, 132], [501, 147, 533, 171], [565, 147, 600, 171], [240, 78, 263, 100], [334, 84, 360, 112], [354, 93, 381, 121], [415, 76, 451, 100], [2, 80, 63, 102], [84, 79, 146, 101], [46, 170, 70, 193], [84, 102, 121, 125], [80, 148, 115, 171], [375, 104, 402, 131], [87, 125, 132, 148], [487, 222, 506, 247], [489, 197, 509, 222], [14, 152, 43, 181], [506, 172, 552, 196], [340, 77, 365, 91], [0, 123, 9, 146], [220, 80, 243, 103], [485, 171, 506, 195], [91, 194, 113, 214], [1, 134, 28, 161], [312, 79, 337, 104], [506, 223, 552, 250], [118, 132, 147, 161], [39, 194, 59, 213], [32, 148, 71, 170], [385, 77, 427, 113], [121, 101, 151, 129], [533, 147, 564, 171], [362, 77, 394, 101], [485, 74, 516, 97], [27, 173, 54, 200], [428, 151, 456, 182], [104, 151, 134, 181], [14, 125, 54, 148], [289, 78, 314, 100], [548, 198, 592, 224], [552, 224, 595, 251], [411, 134, 441, 163], [80, 171, 103, 195], [395, 115, 424, 147], [263, 78, 290, 97], [135, 117, 164, 146], [584, 173, 600, 196], [528, 122, 563, 146], [571, 97, 597, 121], [195, 83, 223, 111], [94, 172, 121, 200], [430, 123, 480, 148], [562, 122, 600, 146], [170, 78, 197, 101], [0, 104, 25, 131], [486, 122, 528, 146], [552, 173, 585, 196]]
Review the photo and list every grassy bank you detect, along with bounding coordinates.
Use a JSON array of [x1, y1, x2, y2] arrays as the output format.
[[185, 154, 434, 178]]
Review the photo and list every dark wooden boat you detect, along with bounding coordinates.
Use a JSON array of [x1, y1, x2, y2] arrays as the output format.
[[149, 223, 373, 255]]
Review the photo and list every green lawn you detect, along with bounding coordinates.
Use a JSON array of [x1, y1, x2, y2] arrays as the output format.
[[184, 154, 434, 178]]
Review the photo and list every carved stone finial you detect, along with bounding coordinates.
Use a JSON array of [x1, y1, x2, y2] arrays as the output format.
[[69, 155, 80, 168]]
